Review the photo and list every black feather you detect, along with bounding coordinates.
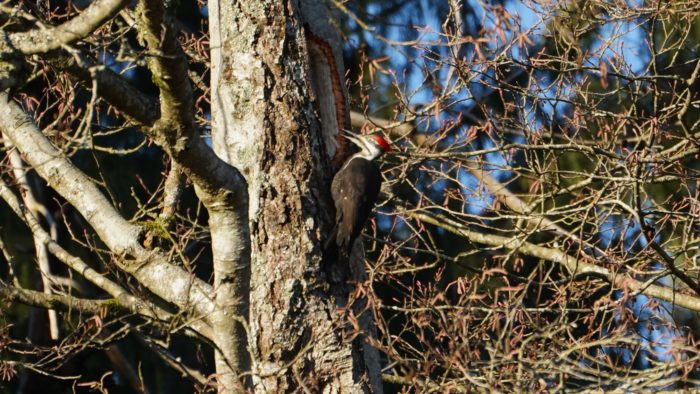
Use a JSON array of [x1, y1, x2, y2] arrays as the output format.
[[330, 157, 382, 255]]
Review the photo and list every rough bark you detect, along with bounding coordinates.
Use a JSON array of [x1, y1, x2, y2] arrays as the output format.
[[209, 0, 379, 391]]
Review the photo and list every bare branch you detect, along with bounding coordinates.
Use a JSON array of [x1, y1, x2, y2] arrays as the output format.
[[0, 177, 214, 340], [0, 282, 127, 315], [3, 0, 130, 55], [406, 209, 700, 312], [0, 93, 216, 322]]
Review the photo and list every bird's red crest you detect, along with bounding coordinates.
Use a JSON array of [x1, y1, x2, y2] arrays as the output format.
[[371, 135, 392, 152]]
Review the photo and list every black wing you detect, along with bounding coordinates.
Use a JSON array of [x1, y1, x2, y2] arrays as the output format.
[[330, 158, 382, 254]]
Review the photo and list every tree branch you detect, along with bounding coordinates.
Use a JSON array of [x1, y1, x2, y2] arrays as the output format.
[[50, 50, 160, 125], [3, 0, 129, 55], [134, 332, 213, 390], [136, 0, 251, 387], [0, 177, 214, 340], [0, 93, 216, 324], [5, 141, 60, 339], [0, 282, 127, 315], [406, 209, 700, 313]]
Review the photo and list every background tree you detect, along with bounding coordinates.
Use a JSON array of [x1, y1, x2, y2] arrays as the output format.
[[343, 0, 700, 390], [2, 0, 700, 393]]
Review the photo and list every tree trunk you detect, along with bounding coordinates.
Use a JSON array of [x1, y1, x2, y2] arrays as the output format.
[[209, 0, 380, 391]]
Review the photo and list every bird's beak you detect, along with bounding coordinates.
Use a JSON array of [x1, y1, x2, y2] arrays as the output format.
[[341, 129, 362, 147], [342, 128, 361, 137]]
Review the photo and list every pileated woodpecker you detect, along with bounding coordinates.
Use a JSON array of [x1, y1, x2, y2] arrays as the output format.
[[328, 129, 392, 256]]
